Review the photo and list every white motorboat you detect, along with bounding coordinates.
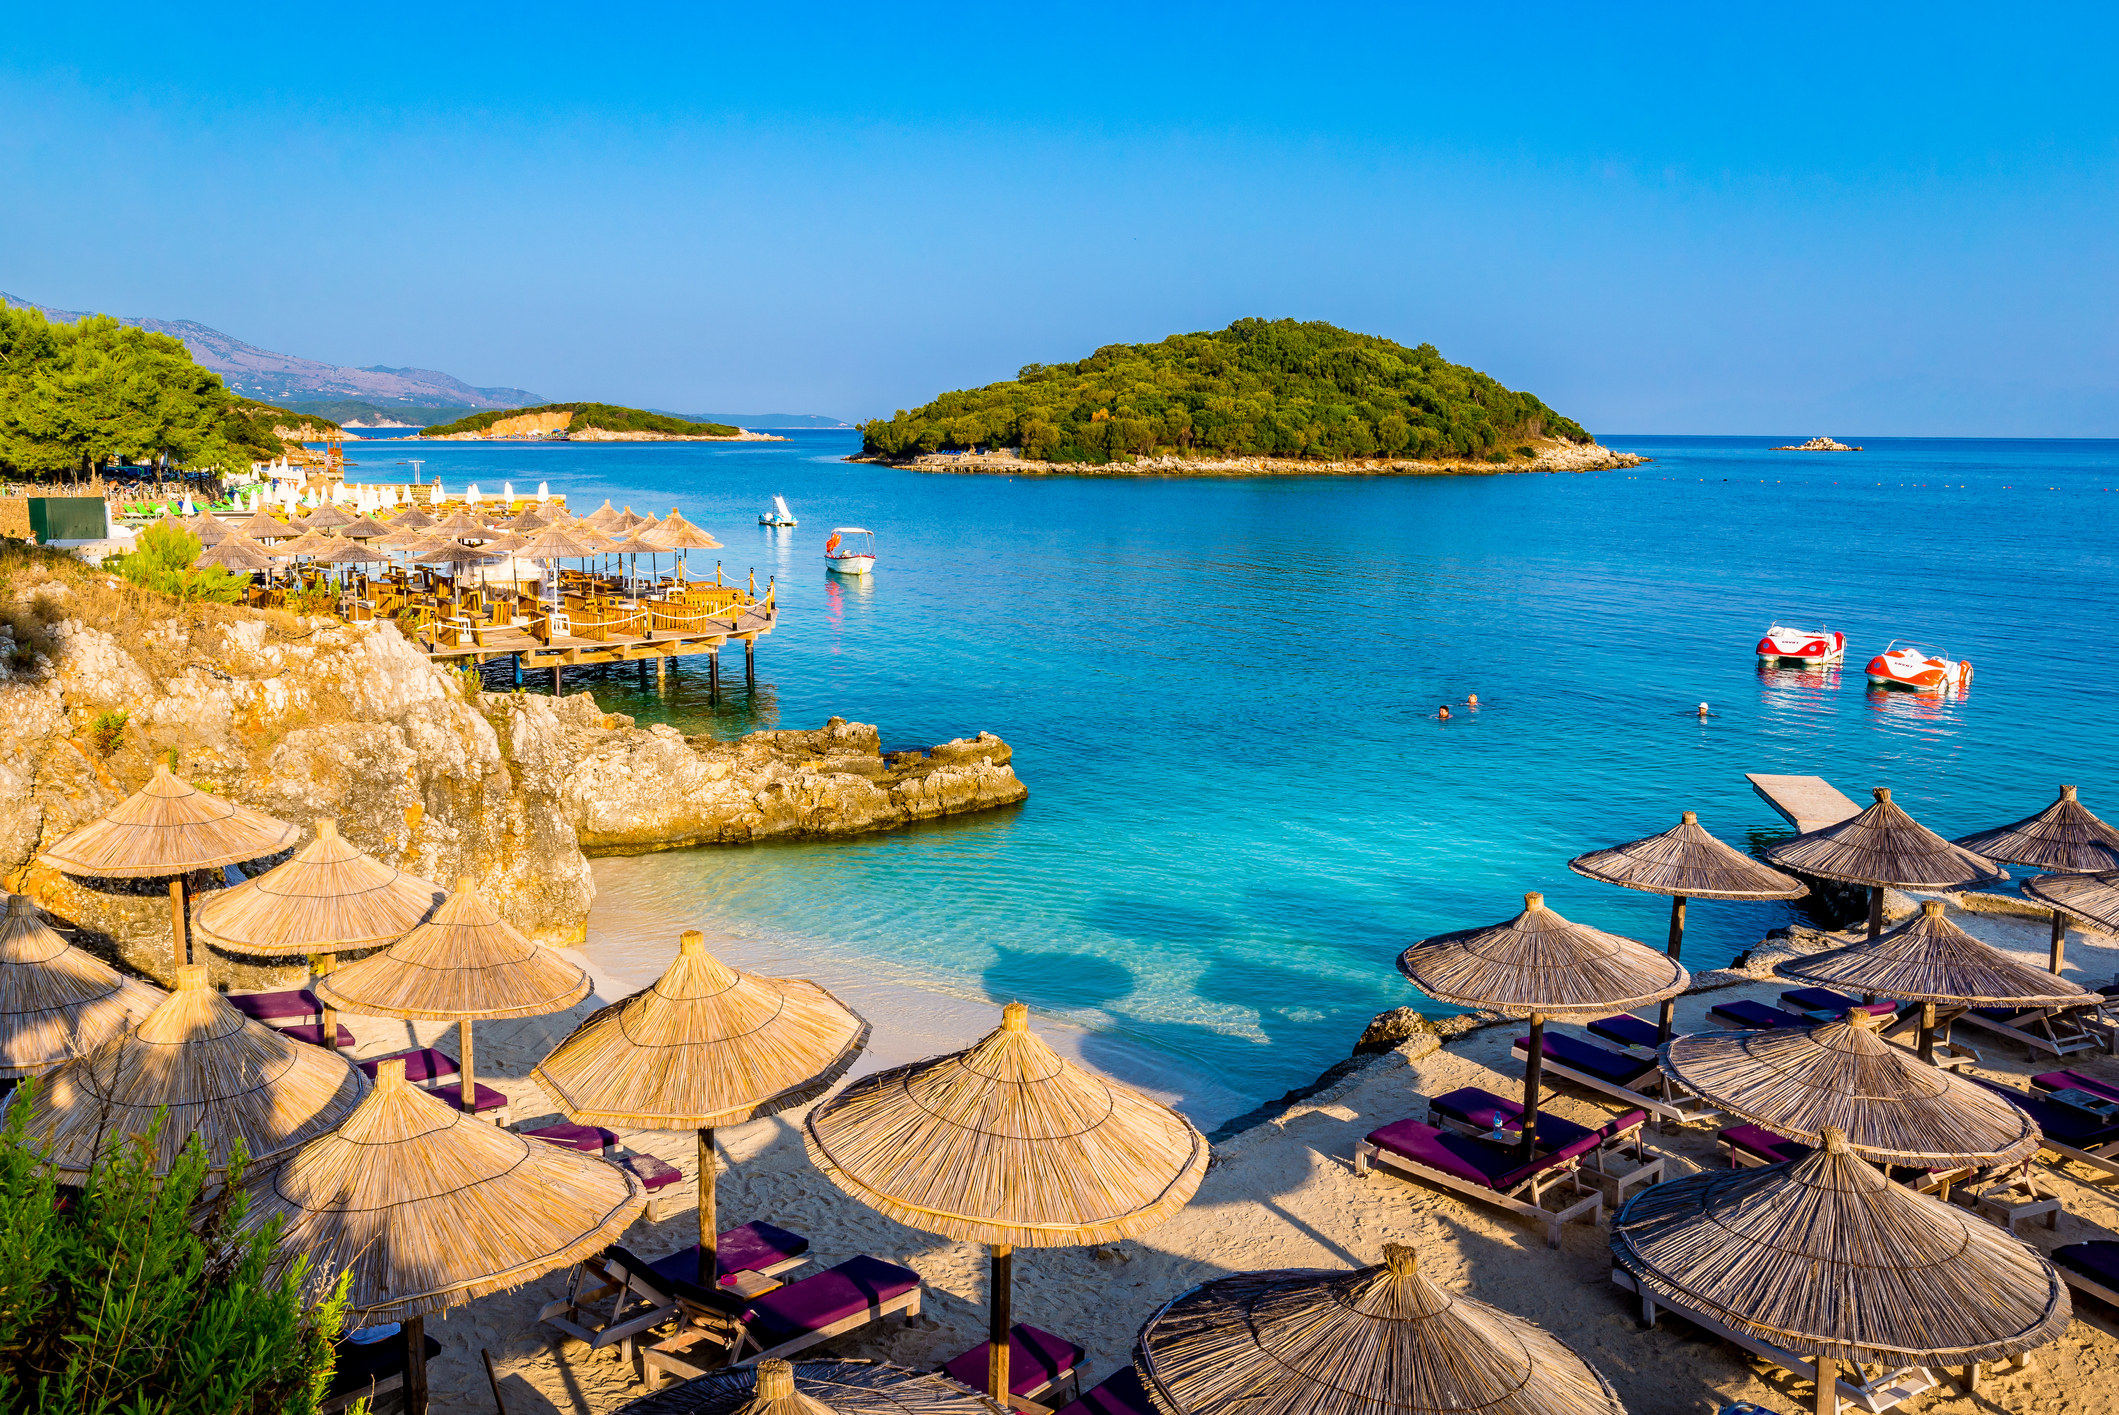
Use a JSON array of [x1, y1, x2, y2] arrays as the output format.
[[824, 527, 876, 574], [759, 495, 797, 527]]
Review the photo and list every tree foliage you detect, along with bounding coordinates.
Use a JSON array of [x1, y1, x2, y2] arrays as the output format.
[[0, 1091, 349, 1414], [109, 522, 249, 603], [0, 306, 304, 480], [421, 403, 739, 437], [862, 318, 1591, 464]]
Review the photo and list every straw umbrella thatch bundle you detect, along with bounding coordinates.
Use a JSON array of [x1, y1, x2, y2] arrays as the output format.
[[646, 510, 724, 582], [1611, 1128, 2068, 1414], [233, 508, 294, 540], [808, 1002, 1207, 1400], [299, 503, 356, 530], [340, 515, 391, 540], [1660, 1008, 2040, 1167], [533, 929, 867, 1282], [39, 761, 299, 967], [0, 893, 164, 1078], [12, 963, 367, 1177], [186, 513, 231, 545], [580, 499, 620, 530], [308, 536, 384, 568], [1396, 893, 1688, 1151], [194, 536, 275, 574], [1763, 788, 2004, 938], [1569, 812, 1804, 1040], [611, 505, 654, 533], [617, 1358, 1008, 1415], [240, 1057, 643, 1414], [317, 876, 589, 1112], [387, 506, 438, 531], [1957, 785, 2119, 972], [428, 509, 495, 537], [273, 528, 340, 560], [1133, 1243, 1626, 1415], [2023, 868, 2119, 937], [1779, 900, 2091, 1060]]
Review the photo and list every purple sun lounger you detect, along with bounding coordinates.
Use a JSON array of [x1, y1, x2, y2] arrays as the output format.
[[1970, 1076, 2119, 1177], [1056, 1365, 1158, 1415], [225, 988, 322, 1025], [1707, 999, 1811, 1030], [2032, 1070, 2119, 1107], [642, 1254, 926, 1386], [1427, 1087, 1650, 1161], [538, 1224, 813, 1363], [943, 1323, 1088, 1406], [1717, 1124, 1813, 1167], [1354, 1118, 1602, 1247], [1586, 1013, 1661, 1050], [1508, 1031, 1711, 1124], [1777, 987, 1899, 1021], [2055, 1242, 2119, 1310]]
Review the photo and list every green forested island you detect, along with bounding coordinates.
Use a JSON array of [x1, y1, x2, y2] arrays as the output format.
[[0, 305, 312, 478], [861, 318, 1591, 464], [421, 403, 740, 438]]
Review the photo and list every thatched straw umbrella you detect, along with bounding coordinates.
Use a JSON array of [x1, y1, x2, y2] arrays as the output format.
[[194, 819, 444, 1051], [2023, 867, 2119, 943], [429, 509, 494, 538], [1956, 785, 2119, 972], [579, 499, 620, 530], [1396, 893, 1688, 1153], [533, 929, 867, 1284], [387, 506, 438, 532], [647, 510, 724, 583], [807, 1002, 1207, 1402], [1660, 1008, 2040, 1167], [239, 1057, 643, 1414], [39, 762, 300, 967], [340, 515, 391, 540], [11, 963, 367, 1177], [612, 505, 654, 534], [186, 512, 231, 546], [194, 535, 275, 575], [233, 508, 294, 541], [1611, 1128, 2068, 1415], [317, 876, 589, 1113], [412, 539, 502, 608], [0, 893, 164, 1078], [615, 1358, 1008, 1415], [1133, 1242, 1626, 1415], [1779, 900, 2091, 1060], [1763, 787, 2004, 939], [1569, 812, 1805, 1042], [511, 524, 599, 612], [300, 503, 356, 530]]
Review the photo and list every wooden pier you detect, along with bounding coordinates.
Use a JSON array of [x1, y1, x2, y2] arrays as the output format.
[[1746, 773, 1862, 835], [421, 600, 776, 695]]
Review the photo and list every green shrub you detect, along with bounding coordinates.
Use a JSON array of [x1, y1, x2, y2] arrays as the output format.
[[109, 523, 247, 604], [0, 1090, 349, 1413], [89, 709, 127, 757]]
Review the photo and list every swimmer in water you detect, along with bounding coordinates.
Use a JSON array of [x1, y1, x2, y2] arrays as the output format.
[[1438, 705, 1452, 720], [1697, 702, 1710, 718], [1467, 693, 1479, 707]]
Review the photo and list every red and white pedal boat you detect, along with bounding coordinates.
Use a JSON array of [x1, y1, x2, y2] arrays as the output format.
[[1865, 641, 1972, 692], [1755, 624, 1846, 665]]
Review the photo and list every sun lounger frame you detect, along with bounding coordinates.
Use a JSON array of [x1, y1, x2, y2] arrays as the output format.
[[1508, 1038, 1715, 1125], [2058, 1261, 2119, 1312], [641, 1260, 924, 1387], [1955, 1002, 2107, 1060], [1353, 1134, 1601, 1248], [1611, 1266, 1941, 1413], [538, 1244, 810, 1364], [1426, 1091, 1665, 1208]]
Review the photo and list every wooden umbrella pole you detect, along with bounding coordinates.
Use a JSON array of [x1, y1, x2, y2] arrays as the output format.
[[1519, 1013, 1546, 1158], [168, 879, 189, 968], [1918, 1002, 1937, 1065], [988, 1244, 1013, 1403], [403, 1314, 428, 1414], [1867, 885, 1884, 940], [2050, 910, 2068, 975], [1812, 1354, 1836, 1415], [697, 1126, 718, 1288], [1658, 896, 1687, 1043], [458, 1018, 476, 1115], [315, 953, 338, 1051]]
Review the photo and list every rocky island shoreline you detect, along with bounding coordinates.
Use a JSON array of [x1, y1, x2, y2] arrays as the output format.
[[862, 436, 1647, 478]]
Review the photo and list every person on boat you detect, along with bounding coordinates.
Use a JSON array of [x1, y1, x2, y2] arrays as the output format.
[[1438, 705, 1452, 720]]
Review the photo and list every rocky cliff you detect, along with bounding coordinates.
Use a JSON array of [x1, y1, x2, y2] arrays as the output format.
[[0, 575, 1023, 989]]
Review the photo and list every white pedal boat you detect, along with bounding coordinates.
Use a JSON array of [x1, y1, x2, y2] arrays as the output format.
[[759, 495, 797, 527], [1865, 641, 1972, 692], [1755, 624, 1845, 665], [824, 527, 876, 575]]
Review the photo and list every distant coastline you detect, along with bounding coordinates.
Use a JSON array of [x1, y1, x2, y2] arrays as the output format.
[[856, 437, 1646, 478]]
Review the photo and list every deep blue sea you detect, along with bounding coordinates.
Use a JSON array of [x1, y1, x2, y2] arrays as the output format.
[[341, 431, 2119, 1123]]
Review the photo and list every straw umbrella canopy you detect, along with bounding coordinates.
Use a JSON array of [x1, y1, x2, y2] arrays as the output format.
[[1763, 787, 2004, 938], [238, 1057, 643, 1415], [39, 761, 299, 967], [429, 509, 495, 538], [1957, 785, 2119, 972], [807, 1002, 1208, 1402], [12, 962, 367, 1178], [234, 508, 295, 540], [1660, 1008, 2041, 1167], [0, 893, 164, 1079], [512, 525, 599, 609], [646, 510, 724, 582], [1396, 892, 1688, 1152], [308, 536, 385, 568], [1569, 811, 1805, 1041], [186, 512, 232, 545], [340, 514, 392, 540], [194, 535, 275, 574], [616, 1359, 1008, 1415], [580, 499, 620, 530], [387, 506, 438, 531], [2023, 868, 2119, 938], [299, 503, 356, 530], [1778, 899, 2091, 1060], [317, 876, 590, 1114], [1133, 1243, 1626, 1415], [534, 928, 867, 1282], [274, 527, 340, 561], [1611, 1128, 2068, 1414], [611, 505, 655, 533], [194, 818, 444, 1051]]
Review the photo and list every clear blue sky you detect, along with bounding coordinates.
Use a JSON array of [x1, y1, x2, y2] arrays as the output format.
[[3, 4, 2114, 434]]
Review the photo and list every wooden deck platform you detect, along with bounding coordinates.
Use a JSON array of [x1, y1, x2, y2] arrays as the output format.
[[1747, 773, 1862, 835], [422, 603, 776, 670]]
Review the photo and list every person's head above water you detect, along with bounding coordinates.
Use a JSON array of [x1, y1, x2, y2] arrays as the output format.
[[1438, 705, 1451, 719], [1697, 702, 1710, 716], [1467, 693, 1479, 706]]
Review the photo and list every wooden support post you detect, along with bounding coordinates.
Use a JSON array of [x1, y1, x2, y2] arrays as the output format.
[[403, 1315, 429, 1415], [552, 664, 563, 695], [316, 953, 339, 1050], [697, 1126, 718, 1288], [458, 1018, 478, 1114], [708, 649, 719, 704], [656, 653, 666, 686], [1813, 1355, 1836, 1415], [988, 1244, 1013, 1402], [1918, 1003, 1937, 1064], [168, 879, 189, 968], [2051, 910, 2068, 975], [512, 654, 522, 688], [1867, 885, 1884, 940], [745, 639, 755, 691], [1519, 1013, 1546, 1157], [1658, 894, 1687, 1043], [638, 657, 648, 686]]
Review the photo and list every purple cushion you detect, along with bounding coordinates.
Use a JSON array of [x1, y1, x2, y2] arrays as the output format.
[[741, 1255, 920, 1346], [944, 1324, 1086, 1397], [1056, 1366, 1156, 1415], [619, 1153, 682, 1191], [278, 1022, 357, 1049], [1720, 1124, 1811, 1164], [647, 1223, 811, 1287], [1523, 1033, 1659, 1086], [1588, 1014, 1661, 1049], [1366, 1119, 1597, 1191], [1781, 988, 1897, 1018], [226, 989, 321, 1022], [1970, 1077, 2119, 1144], [427, 1080, 509, 1113], [1427, 1088, 1599, 1152], [2034, 1070, 2119, 1105], [1709, 1000, 1809, 1030], [357, 1047, 460, 1084], [524, 1122, 617, 1153], [2056, 1241, 2119, 1289]]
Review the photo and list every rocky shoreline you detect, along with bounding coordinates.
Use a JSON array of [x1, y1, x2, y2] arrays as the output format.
[[855, 437, 1647, 478]]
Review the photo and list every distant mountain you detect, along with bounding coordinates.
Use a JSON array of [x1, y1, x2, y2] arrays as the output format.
[[0, 293, 544, 410], [659, 411, 854, 430]]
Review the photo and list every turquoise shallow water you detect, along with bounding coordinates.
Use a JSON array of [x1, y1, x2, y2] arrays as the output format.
[[353, 431, 2119, 1124]]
